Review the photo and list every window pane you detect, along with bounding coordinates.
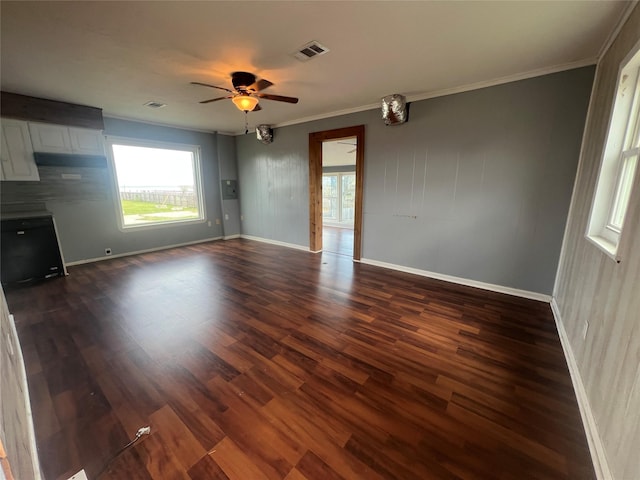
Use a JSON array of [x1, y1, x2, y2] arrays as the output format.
[[322, 175, 338, 221], [609, 151, 638, 230], [341, 173, 356, 222], [111, 144, 203, 227]]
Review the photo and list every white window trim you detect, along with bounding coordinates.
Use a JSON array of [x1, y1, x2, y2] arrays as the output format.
[[606, 147, 639, 233], [106, 135, 206, 232], [586, 39, 640, 262]]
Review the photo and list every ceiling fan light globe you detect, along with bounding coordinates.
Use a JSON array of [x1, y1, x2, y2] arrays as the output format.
[[232, 95, 259, 112]]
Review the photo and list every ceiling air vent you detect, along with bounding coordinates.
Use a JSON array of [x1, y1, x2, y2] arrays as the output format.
[[144, 101, 166, 109], [293, 41, 329, 62]]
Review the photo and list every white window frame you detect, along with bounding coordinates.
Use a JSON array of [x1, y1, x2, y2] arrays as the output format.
[[106, 136, 206, 231], [586, 40, 640, 262]]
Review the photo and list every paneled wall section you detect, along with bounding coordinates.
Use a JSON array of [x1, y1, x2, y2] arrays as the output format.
[[554, 5, 640, 480], [0, 288, 40, 479]]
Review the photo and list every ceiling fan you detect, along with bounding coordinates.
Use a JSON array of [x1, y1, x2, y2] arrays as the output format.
[[338, 141, 357, 153], [191, 71, 299, 112]]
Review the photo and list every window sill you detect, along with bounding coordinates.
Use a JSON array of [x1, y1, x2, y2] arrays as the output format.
[[119, 217, 206, 233], [585, 234, 621, 263]]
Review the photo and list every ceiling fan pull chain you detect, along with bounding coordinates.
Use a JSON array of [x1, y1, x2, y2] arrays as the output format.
[[245, 111, 249, 134]]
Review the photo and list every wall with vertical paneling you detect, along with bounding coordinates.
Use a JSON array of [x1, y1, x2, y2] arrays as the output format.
[[237, 66, 594, 295], [218, 134, 241, 237], [0, 287, 41, 479], [554, 5, 640, 480]]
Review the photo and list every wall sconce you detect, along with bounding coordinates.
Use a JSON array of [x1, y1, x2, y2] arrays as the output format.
[[382, 94, 408, 125], [256, 125, 273, 144]]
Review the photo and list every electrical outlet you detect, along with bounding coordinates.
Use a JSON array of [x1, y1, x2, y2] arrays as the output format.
[[207, 220, 212, 227], [225, 214, 229, 220], [215, 218, 221, 225], [582, 321, 589, 339], [241, 215, 244, 221], [105, 248, 112, 256]]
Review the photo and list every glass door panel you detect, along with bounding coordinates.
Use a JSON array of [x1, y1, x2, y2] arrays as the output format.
[[322, 174, 338, 222], [341, 174, 356, 223]]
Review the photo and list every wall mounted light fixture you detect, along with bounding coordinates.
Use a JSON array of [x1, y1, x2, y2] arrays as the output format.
[[256, 125, 273, 144]]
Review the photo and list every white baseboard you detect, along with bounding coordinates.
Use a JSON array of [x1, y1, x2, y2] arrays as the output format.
[[360, 258, 551, 302], [223, 234, 241, 240], [550, 298, 612, 480], [65, 236, 223, 266], [240, 234, 310, 252]]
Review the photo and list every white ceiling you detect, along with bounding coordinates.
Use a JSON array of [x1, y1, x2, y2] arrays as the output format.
[[0, 1, 631, 135], [323, 138, 357, 167]]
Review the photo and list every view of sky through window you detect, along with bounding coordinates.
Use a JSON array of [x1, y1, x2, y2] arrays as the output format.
[[112, 145, 195, 189]]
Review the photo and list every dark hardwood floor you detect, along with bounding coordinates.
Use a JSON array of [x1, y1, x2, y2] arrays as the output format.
[[4, 239, 595, 480], [323, 226, 354, 257]]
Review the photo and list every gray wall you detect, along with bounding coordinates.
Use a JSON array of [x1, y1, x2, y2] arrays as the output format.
[[237, 126, 311, 246], [236, 67, 594, 295], [554, 5, 640, 480], [1, 118, 224, 263], [217, 134, 241, 237]]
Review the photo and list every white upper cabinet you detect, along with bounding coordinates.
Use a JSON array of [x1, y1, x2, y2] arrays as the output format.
[[69, 127, 106, 155], [28, 122, 72, 153], [0, 119, 40, 181], [29, 122, 105, 156]]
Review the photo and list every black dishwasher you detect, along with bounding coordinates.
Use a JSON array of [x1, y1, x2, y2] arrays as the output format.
[[1, 214, 66, 286]]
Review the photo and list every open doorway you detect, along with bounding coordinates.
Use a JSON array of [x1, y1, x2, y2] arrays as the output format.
[[309, 125, 364, 260], [322, 138, 356, 256]]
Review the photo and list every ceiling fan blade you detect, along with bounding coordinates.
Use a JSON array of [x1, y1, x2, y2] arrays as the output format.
[[199, 96, 232, 104], [191, 81, 234, 94], [252, 104, 262, 112], [255, 93, 299, 104], [248, 79, 274, 92]]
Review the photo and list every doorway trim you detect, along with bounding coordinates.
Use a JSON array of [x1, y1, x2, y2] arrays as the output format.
[[309, 125, 365, 260]]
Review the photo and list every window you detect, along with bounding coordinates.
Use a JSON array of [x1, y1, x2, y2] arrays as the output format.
[[322, 172, 355, 226], [587, 41, 640, 261], [107, 137, 205, 229]]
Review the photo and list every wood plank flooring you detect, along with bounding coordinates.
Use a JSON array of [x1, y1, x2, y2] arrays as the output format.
[[322, 226, 354, 257], [4, 239, 595, 480]]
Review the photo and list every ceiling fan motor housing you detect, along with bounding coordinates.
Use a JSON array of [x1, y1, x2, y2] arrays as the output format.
[[232, 71, 257, 91]]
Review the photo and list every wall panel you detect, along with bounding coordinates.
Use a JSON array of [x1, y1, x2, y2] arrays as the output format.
[[554, 5, 640, 479]]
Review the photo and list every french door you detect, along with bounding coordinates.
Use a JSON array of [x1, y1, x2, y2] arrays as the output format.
[[322, 172, 355, 226]]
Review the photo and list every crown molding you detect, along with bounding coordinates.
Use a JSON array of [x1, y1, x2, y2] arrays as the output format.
[[268, 59, 598, 133]]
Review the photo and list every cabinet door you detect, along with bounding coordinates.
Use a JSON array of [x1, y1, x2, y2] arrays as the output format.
[[69, 127, 105, 155], [0, 119, 40, 181], [29, 122, 73, 153]]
